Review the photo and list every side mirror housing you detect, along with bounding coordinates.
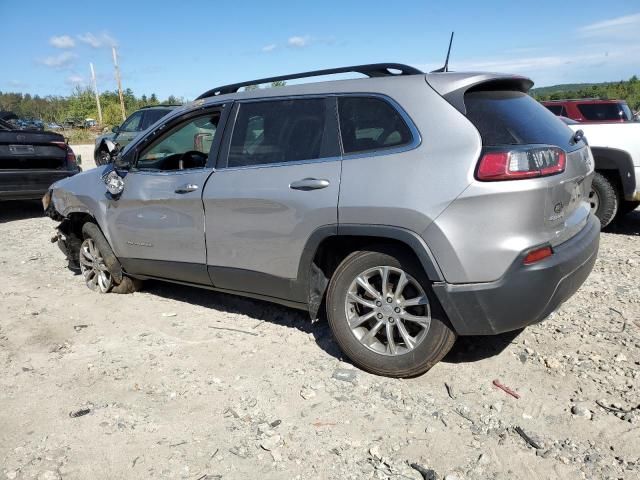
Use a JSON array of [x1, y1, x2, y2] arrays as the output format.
[[111, 125, 120, 133]]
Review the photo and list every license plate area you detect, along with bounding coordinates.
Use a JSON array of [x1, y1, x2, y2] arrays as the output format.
[[9, 144, 35, 155]]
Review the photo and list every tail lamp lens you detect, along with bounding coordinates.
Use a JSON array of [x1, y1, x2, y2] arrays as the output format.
[[51, 141, 77, 168], [477, 147, 566, 181], [523, 246, 553, 265]]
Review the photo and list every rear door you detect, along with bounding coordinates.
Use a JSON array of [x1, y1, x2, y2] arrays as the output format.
[[203, 97, 341, 302], [105, 105, 229, 284]]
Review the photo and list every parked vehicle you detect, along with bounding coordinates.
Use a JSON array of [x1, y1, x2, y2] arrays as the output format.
[[543, 99, 633, 123], [561, 118, 640, 226], [94, 105, 178, 166], [0, 118, 80, 201], [44, 64, 599, 377]]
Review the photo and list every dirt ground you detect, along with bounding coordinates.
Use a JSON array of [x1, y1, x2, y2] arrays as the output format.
[[1, 152, 639, 479]]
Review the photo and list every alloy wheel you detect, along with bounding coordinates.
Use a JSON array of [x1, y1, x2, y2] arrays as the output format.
[[345, 266, 431, 356], [79, 238, 113, 293]]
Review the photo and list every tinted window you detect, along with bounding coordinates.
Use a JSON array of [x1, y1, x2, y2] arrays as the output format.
[[578, 103, 631, 121], [137, 112, 220, 170], [465, 91, 575, 149], [120, 112, 143, 132], [141, 109, 171, 130], [545, 104, 564, 116], [338, 97, 412, 154], [228, 99, 328, 167]]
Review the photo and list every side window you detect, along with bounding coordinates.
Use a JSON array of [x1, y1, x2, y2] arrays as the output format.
[[136, 111, 220, 171], [141, 109, 170, 130], [227, 98, 329, 168], [120, 112, 144, 132], [545, 105, 563, 116], [338, 97, 412, 154]]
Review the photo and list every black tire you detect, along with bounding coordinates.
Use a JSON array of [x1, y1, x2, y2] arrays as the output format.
[[95, 148, 111, 166], [590, 172, 619, 228], [81, 222, 142, 294], [617, 200, 640, 218], [326, 248, 456, 378]]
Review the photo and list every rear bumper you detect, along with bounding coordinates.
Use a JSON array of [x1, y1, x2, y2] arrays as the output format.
[[433, 215, 600, 335], [0, 170, 79, 200]]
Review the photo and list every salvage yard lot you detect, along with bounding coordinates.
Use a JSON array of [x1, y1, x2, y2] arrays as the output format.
[[0, 201, 638, 479]]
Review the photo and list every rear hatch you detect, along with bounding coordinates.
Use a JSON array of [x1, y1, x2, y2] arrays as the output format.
[[463, 88, 593, 246], [0, 129, 68, 170]]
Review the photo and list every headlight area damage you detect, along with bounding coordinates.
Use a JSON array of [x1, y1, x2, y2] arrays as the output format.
[[42, 189, 140, 294]]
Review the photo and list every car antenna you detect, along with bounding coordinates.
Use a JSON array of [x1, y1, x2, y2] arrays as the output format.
[[431, 32, 454, 73]]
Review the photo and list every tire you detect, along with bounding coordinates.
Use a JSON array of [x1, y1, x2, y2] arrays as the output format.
[[589, 172, 619, 228], [617, 200, 640, 218], [326, 248, 456, 378], [79, 222, 142, 294], [95, 148, 111, 166]]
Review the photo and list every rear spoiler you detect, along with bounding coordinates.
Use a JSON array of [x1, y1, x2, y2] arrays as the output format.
[[425, 72, 534, 114]]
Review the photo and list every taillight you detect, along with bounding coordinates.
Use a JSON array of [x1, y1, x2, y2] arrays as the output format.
[[65, 146, 77, 168], [523, 246, 553, 265], [51, 141, 77, 168], [476, 147, 566, 181]]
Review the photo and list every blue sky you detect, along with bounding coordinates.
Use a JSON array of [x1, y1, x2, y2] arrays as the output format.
[[1, 1, 639, 100]]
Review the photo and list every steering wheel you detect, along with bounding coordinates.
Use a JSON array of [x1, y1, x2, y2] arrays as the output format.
[[178, 150, 208, 169]]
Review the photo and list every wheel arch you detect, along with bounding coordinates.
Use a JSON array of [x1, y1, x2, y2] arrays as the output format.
[[301, 225, 444, 319], [590, 147, 637, 200]]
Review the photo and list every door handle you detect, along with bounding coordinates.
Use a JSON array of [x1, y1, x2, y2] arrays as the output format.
[[289, 178, 330, 191], [175, 183, 199, 194]]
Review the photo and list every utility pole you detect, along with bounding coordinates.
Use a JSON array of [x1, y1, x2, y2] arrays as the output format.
[[89, 62, 103, 125], [112, 46, 126, 121]]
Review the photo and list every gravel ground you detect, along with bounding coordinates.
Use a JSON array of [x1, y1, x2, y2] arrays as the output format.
[[0, 160, 638, 479]]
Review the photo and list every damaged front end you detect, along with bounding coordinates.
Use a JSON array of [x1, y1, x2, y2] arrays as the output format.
[[51, 217, 83, 271]]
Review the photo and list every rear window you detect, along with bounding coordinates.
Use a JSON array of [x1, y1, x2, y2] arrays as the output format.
[[577, 103, 631, 121], [465, 90, 575, 148]]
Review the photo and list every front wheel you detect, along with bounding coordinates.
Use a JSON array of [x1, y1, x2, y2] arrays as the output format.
[[326, 248, 456, 378]]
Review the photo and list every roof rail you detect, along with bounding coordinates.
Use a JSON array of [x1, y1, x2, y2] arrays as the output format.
[[196, 63, 424, 99]]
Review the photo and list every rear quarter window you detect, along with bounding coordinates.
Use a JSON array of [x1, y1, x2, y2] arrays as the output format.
[[338, 97, 413, 154], [465, 90, 576, 149]]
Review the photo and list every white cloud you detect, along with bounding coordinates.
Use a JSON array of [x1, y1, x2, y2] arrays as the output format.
[[288, 35, 310, 48], [66, 74, 85, 85], [38, 51, 77, 68], [49, 35, 75, 49], [77, 32, 117, 48], [579, 13, 640, 38], [262, 43, 277, 52]]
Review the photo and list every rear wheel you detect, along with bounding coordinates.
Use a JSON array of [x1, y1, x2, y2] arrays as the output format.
[[589, 172, 619, 228], [326, 248, 456, 378]]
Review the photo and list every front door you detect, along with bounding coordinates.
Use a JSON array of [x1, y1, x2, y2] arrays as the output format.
[[105, 106, 227, 284], [203, 97, 341, 302]]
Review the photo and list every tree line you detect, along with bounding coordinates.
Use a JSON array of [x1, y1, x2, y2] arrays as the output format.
[[0, 87, 184, 128], [532, 75, 640, 111]]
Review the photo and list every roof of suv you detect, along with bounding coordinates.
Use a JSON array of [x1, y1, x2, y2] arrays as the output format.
[[191, 63, 534, 114]]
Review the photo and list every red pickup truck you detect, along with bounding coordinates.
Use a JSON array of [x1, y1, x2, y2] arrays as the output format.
[[542, 99, 634, 123]]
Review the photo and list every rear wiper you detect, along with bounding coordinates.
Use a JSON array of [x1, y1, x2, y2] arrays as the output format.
[[570, 129, 585, 145]]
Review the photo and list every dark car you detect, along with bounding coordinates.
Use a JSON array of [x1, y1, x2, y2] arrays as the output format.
[[542, 99, 633, 123], [94, 105, 179, 165], [0, 118, 80, 201]]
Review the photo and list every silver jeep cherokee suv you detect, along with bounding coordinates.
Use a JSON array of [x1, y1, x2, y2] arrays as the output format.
[[43, 64, 600, 377]]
